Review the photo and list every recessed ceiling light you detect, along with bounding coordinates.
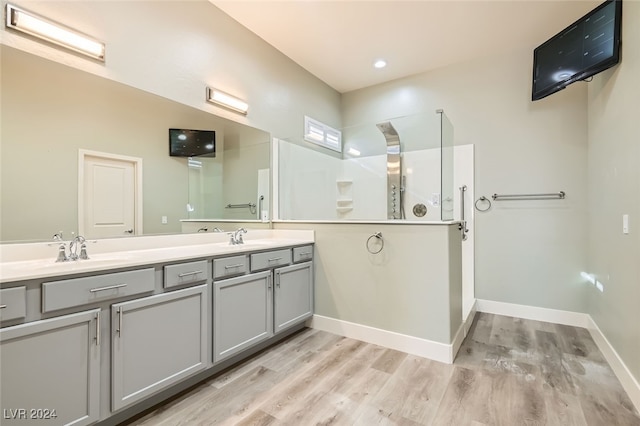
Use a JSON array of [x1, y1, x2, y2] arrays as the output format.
[[373, 59, 387, 69]]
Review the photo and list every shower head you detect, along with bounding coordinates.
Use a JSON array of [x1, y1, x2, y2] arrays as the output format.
[[376, 121, 400, 145]]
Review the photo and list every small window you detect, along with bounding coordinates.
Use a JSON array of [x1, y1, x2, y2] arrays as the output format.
[[304, 116, 342, 153]]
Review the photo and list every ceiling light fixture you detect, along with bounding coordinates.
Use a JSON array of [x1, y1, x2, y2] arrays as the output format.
[[206, 87, 249, 115], [373, 59, 387, 69], [5, 3, 105, 61]]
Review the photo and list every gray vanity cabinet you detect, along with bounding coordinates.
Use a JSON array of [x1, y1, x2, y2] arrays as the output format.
[[111, 284, 208, 411], [213, 270, 272, 363], [0, 309, 101, 426], [274, 262, 313, 334]]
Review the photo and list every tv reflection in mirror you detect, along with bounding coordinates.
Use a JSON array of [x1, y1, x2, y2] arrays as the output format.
[[169, 128, 216, 157]]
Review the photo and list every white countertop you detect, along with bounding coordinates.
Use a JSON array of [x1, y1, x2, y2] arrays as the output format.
[[0, 230, 314, 284]]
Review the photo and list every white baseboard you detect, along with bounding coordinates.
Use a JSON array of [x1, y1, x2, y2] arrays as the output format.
[[475, 299, 640, 413], [475, 299, 590, 328], [450, 320, 466, 361], [587, 316, 640, 412], [463, 300, 478, 337], [308, 315, 462, 364]]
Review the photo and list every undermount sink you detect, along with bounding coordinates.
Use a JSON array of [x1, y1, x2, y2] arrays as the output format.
[[239, 239, 275, 246], [79, 253, 132, 263], [12, 253, 132, 271], [212, 239, 276, 249]]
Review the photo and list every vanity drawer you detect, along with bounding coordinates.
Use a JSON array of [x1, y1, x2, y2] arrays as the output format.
[[251, 249, 292, 271], [0, 287, 26, 322], [164, 260, 208, 289], [213, 255, 248, 280], [42, 268, 155, 313], [292, 245, 313, 263]]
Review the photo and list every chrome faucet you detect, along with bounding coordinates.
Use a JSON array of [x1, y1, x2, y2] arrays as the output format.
[[52, 232, 68, 262], [228, 228, 247, 245], [69, 235, 88, 261], [234, 228, 247, 244], [79, 241, 90, 260]]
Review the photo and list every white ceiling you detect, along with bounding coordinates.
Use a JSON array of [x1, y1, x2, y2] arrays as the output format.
[[212, 0, 599, 93]]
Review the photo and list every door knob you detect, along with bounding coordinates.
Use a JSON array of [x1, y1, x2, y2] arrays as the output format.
[[124, 229, 134, 234]]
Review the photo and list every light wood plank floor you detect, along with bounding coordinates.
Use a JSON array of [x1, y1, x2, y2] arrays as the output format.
[[125, 313, 640, 425]]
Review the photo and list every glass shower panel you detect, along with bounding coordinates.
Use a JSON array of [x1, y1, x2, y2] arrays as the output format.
[[277, 111, 453, 222], [439, 111, 454, 221], [187, 156, 223, 219], [278, 137, 344, 220]]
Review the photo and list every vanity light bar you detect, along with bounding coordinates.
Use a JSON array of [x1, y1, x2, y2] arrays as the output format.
[[206, 87, 249, 115], [5, 4, 105, 61]]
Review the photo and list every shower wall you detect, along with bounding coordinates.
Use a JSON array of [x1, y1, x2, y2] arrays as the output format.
[[278, 140, 443, 221], [279, 111, 454, 222]]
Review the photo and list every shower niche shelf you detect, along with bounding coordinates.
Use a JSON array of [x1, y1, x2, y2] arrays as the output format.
[[336, 180, 353, 214], [336, 199, 353, 213]]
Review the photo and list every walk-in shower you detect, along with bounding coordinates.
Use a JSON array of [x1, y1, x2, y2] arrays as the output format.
[[376, 121, 405, 220], [277, 110, 455, 222]]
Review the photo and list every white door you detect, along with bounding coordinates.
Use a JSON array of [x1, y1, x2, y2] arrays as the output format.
[[79, 150, 142, 238]]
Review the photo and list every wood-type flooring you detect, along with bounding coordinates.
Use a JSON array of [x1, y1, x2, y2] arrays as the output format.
[[126, 313, 640, 425]]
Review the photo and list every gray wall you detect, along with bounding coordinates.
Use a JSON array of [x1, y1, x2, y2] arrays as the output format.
[[0, 1, 341, 241], [1, 46, 215, 239], [342, 48, 589, 314], [274, 222, 462, 344], [587, 1, 640, 386], [0, 1, 341, 148]]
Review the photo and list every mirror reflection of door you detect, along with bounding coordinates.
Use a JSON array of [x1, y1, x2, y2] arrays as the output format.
[[79, 150, 142, 239]]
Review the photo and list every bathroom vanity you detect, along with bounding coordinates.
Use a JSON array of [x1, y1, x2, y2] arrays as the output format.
[[0, 230, 314, 426]]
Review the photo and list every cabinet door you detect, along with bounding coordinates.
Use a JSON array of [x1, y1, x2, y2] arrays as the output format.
[[213, 271, 272, 363], [274, 262, 313, 334], [111, 285, 208, 411], [0, 309, 100, 426]]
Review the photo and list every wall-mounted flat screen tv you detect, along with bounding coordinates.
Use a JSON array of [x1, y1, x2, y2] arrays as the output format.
[[532, 0, 622, 101], [169, 128, 216, 157]]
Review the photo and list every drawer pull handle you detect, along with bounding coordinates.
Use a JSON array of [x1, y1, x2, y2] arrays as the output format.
[[224, 264, 244, 269], [268, 257, 283, 262], [0, 304, 7, 309], [89, 283, 127, 293], [178, 270, 203, 277], [299, 252, 311, 257]]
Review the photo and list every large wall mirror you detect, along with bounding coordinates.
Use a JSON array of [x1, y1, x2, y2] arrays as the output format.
[[0, 45, 270, 243]]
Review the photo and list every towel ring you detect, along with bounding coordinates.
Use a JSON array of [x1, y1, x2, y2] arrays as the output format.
[[475, 196, 491, 212], [366, 232, 384, 254]]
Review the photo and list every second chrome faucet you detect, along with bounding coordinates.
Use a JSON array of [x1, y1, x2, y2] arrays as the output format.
[[228, 228, 247, 245], [53, 232, 91, 262]]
